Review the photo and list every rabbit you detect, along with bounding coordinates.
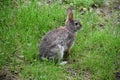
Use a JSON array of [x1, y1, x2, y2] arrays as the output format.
[[39, 7, 82, 64]]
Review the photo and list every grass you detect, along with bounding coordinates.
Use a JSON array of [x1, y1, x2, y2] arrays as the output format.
[[65, 0, 104, 7], [0, 0, 120, 80]]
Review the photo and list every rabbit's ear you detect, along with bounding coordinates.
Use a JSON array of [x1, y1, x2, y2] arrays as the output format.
[[67, 7, 73, 21]]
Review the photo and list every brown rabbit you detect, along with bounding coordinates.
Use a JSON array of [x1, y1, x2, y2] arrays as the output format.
[[39, 7, 82, 64]]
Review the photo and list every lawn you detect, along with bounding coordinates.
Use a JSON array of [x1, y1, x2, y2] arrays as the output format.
[[0, 0, 120, 80]]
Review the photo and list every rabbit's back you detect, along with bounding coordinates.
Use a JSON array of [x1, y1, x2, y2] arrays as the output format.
[[40, 27, 69, 48]]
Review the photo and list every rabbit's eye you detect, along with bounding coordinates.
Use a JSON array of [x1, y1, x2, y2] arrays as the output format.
[[75, 22, 78, 26]]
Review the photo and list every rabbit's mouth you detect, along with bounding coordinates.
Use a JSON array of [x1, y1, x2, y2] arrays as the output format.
[[74, 29, 79, 32], [75, 26, 82, 32]]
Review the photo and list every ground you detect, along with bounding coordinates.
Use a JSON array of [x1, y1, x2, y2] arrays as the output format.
[[0, 0, 120, 80]]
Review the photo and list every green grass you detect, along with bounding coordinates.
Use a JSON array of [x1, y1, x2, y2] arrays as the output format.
[[0, 0, 120, 80]]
